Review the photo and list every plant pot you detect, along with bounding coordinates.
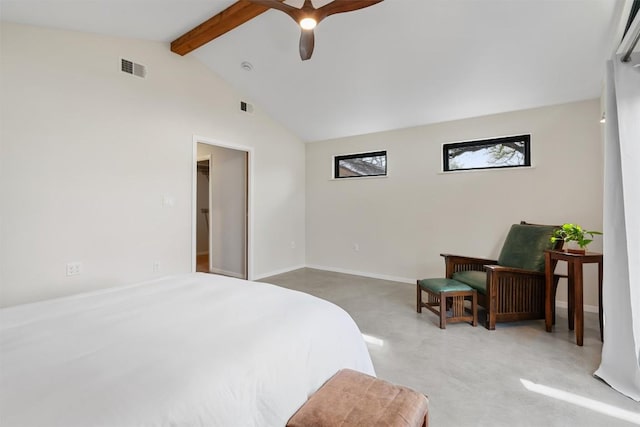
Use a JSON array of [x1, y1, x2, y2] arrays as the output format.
[[565, 241, 586, 254], [567, 248, 586, 254]]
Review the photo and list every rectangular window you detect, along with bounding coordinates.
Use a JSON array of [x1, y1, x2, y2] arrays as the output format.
[[334, 150, 387, 179], [443, 135, 531, 172]]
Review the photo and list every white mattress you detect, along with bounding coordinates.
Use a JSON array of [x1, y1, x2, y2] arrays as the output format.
[[0, 273, 375, 427]]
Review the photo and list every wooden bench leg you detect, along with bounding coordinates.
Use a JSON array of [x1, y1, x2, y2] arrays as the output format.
[[416, 282, 422, 313], [439, 292, 447, 329]]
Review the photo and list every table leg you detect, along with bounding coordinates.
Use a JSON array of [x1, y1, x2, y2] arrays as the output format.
[[545, 252, 553, 332], [552, 274, 559, 325], [574, 261, 584, 346], [568, 264, 575, 331]]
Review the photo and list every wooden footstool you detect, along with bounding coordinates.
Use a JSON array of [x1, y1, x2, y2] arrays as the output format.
[[287, 369, 429, 427], [417, 278, 477, 329]]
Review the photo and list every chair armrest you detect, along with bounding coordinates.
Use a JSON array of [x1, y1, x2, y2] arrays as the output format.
[[440, 254, 498, 278], [484, 264, 544, 277], [440, 254, 498, 264], [485, 265, 567, 280]]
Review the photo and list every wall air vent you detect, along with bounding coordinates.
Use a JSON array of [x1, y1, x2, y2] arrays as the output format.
[[121, 58, 146, 78], [240, 101, 254, 114]]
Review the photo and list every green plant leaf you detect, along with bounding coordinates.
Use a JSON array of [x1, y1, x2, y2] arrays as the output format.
[[580, 239, 593, 247]]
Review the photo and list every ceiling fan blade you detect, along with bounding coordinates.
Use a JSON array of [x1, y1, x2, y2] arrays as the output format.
[[299, 29, 315, 61], [316, 0, 383, 20]]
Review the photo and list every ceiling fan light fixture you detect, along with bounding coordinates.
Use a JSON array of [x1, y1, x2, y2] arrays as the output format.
[[299, 17, 317, 30]]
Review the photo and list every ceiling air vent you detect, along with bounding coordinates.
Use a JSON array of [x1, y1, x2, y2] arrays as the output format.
[[240, 101, 254, 114], [121, 58, 146, 78]]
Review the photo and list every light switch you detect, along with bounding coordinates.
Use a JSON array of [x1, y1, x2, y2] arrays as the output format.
[[162, 195, 175, 207]]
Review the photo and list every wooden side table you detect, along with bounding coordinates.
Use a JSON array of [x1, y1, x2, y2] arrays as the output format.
[[544, 250, 603, 346]]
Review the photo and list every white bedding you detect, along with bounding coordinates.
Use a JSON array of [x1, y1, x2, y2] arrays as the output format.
[[0, 273, 374, 427]]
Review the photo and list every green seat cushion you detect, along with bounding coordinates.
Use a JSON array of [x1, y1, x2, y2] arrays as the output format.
[[417, 278, 472, 293], [498, 224, 557, 272], [452, 270, 487, 294]]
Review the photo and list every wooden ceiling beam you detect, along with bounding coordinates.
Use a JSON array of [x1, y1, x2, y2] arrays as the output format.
[[171, 0, 284, 56]]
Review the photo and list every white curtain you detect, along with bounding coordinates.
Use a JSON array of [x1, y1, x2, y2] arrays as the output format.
[[594, 52, 640, 401]]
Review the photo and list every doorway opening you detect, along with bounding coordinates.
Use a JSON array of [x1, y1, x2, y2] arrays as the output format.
[[193, 138, 250, 280], [195, 157, 211, 272]]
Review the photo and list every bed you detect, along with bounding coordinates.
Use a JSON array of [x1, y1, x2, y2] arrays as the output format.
[[0, 273, 375, 426]]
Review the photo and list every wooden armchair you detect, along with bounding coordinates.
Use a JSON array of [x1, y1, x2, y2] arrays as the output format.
[[441, 222, 562, 330]]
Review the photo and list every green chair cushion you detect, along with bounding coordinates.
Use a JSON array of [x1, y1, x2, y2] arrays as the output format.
[[497, 224, 557, 272], [417, 278, 472, 293], [452, 270, 487, 294]]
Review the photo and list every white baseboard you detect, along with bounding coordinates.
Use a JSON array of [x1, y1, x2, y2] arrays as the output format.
[[305, 264, 415, 284], [210, 267, 245, 279], [257, 265, 601, 313], [253, 264, 306, 281], [555, 301, 599, 313]]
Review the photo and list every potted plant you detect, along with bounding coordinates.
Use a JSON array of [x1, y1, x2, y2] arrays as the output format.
[[551, 223, 602, 254]]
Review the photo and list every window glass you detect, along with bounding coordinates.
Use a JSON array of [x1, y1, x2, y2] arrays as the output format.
[[335, 151, 387, 178], [443, 135, 530, 171]]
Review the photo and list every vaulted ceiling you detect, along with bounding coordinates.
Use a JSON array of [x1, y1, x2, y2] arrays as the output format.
[[0, 0, 630, 141]]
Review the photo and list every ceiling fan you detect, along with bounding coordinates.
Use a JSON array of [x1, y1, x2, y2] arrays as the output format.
[[170, 0, 383, 61], [247, 0, 383, 60]]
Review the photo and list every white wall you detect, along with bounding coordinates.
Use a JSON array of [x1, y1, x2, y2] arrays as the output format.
[[0, 23, 306, 307], [306, 100, 604, 307], [197, 143, 247, 278]]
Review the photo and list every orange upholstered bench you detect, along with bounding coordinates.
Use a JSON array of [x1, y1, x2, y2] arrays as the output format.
[[287, 369, 429, 427]]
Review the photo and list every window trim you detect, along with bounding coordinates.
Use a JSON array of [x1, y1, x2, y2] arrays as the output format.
[[333, 150, 388, 179], [442, 134, 531, 172]]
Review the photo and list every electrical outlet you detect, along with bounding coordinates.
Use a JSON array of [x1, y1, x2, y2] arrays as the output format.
[[290, 241, 296, 249], [353, 243, 360, 252], [66, 262, 82, 276]]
